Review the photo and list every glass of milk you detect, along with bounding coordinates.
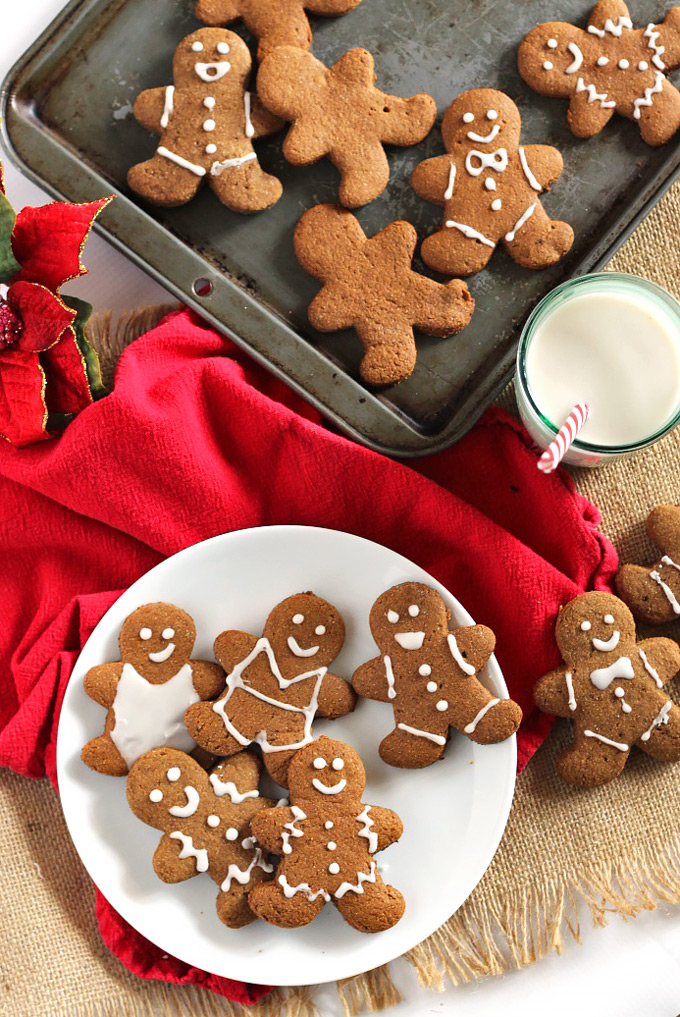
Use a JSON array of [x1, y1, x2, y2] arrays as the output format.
[[515, 273, 680, 467]]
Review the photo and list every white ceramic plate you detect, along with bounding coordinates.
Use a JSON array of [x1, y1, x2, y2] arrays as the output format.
[[57, 526, 516, 986]]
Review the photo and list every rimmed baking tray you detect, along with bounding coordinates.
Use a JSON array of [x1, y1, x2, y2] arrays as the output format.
[[3, 0, 680, 456]]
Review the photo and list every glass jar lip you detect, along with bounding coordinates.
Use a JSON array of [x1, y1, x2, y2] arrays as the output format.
[[516, 272, 680, 454]]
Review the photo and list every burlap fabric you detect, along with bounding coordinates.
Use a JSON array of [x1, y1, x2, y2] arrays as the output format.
[[3, 183, 680, 1017]]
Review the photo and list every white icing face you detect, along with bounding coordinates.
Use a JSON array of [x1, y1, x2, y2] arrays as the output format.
[[387, 610, 399, 623], [140, 627, 152, 640], [312, 776, 347, 795], [408, 605, 420, 617], [332, 757, 344, 770], [194, 61, 231, 82], [466, 122, 500, 144], [167, 767, 181, 782], [394, 631, 425, 650]]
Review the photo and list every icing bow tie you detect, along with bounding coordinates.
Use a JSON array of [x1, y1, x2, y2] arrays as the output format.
[[465, 148, 508, 176]]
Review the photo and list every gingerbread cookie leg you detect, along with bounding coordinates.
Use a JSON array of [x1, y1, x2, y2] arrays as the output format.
[[128, 154, 203, 208], [334, 875, 405, 933], [635, 699, 680, 761], [566, 91, 616, 140], [556, 731, 629, 788], [249, 876, 327, 928], [421, 226, 495, 277], [217, 882, 262, 928], [261, 748, 298, 787], [379, 718, 449, 769], [81, 732, 128, 777], [209, 158, 283, 215], [502, 202, 574, 270], [334, 142, 391, 209], [355, 322, 417, 388]]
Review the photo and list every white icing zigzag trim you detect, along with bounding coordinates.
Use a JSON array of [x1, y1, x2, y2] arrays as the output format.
[[221, 846, 273, 892], [279, 873, 330, 902], [357, 804, 378, 854], [644, 24, 666, 71], [209, 773, 260, 803], [575, 77, 616, 109], [587, 16, 632, 37], [281, 805, 306, 854], [335, 859, 378, 899], [169, 831, 209, 872]]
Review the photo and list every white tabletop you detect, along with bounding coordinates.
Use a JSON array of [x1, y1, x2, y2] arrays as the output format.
[[4, 4, 680, 1013]]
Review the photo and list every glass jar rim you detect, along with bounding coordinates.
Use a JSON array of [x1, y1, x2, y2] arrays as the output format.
[[516, 272, 680, 454]]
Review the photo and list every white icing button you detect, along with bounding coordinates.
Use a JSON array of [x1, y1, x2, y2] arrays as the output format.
[[484, 177, 496, 191], [327, 841, 337, 851], [217, 42, 230, 54], [139, 627, 152, 640], [191, 41, 204, 51], [325, 820, 334, 829], [487, 110, 498, 120], [387, 610, 399, 623], [293, 613, 304, 624], [207, 814, 220, 827], [547, 38, 558, 48], [203, 97, 215, 109], [597, 56, 609, 66], [203, 119, 216, 132], [614, 687, 625, 698], [315, 625, 326, 635], [419, 664, 431, 676], [313, 757, 326, 769], [408, 604, 420, 617], [328, 862, 340, 875], [149, 789, 163, 803], [462, 112, 474, 123], [167, 767, 181, 781], [638, 60, 649, 70], [242, 836, 255, 850], [226, 827, 238, 841], [543, 61, 553, 70], [618, 59, 629, 69], [205, 143, 217, 154], [426, 681, 437, 692], [332, 758, 344, 770], [162, 627, 175, 639], [604, 614, 615, 624], [491, 199, 502, 211], [580, 621, 592, 632], [436, 700, 449, 712]]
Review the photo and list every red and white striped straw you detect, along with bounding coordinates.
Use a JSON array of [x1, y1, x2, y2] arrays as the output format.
[[538, 403, 590, 474]]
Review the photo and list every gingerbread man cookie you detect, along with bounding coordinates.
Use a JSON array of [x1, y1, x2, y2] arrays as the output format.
[[185, 593, 356, 788], [617, 506, 680, 624], [411, 89, 573, 276], [535, 592, 680, 787], [248, 736, 404, 932], [352, 583, 522, 769], [195, 0, 362, 63], [518, 1, 680, 146], [256, 46, 436, 208], [81, 603, 225, 777], [128, 29, 282, 213], [294, 204, 475, 386], [127, 747, 275, 926]]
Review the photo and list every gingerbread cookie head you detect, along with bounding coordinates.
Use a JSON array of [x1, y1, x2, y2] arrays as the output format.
[[556, 593, 637, 664], [441, 89, 522, 158], [119, 603, 197, 684], [263, 593, 345, 671], [287, 736, 365, 808], [369, 581, 450, 652], [519, 22, 590, 99], [174, 28, 251, 89]]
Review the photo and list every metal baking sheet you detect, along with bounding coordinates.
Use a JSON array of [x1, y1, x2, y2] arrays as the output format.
[[3, 0, 680, 456]]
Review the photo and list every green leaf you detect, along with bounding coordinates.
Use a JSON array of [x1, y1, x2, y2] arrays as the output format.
[[62, 294, 107, 401], [0, 193, 20, 284]]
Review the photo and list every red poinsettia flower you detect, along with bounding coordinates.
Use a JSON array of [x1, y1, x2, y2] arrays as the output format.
[[0, 192, 113, 447]]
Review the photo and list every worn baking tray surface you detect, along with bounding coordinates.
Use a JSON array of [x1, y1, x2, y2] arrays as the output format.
[[3, 0, 680, 455]]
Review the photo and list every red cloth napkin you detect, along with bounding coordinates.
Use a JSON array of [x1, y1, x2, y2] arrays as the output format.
[[0, 309, 617, 1002]]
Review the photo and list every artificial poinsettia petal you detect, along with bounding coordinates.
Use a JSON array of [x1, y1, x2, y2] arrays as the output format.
[[0, 347, 49, 446], [62, 294, 107, 401], [41, 325, 93, 415], [8, 281, 76, 353], [11, 196, 113, 292]]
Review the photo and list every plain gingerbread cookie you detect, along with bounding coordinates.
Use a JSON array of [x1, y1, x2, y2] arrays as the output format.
[[185, 593, 356, 788], [195, 0, 362, 62], [128, 28, 282, 213], [352, 582, 522, 769], [248, 736, 405, 932], [411, 88, 573, 276], [81, 602, 224, 776], [127, 747, 275, 927], [256, 46, 436, 208], [616, 506, 680, 624], [294, 203, 475, 386], [535, 591, 680, 787], [518, 0, 680, 145]]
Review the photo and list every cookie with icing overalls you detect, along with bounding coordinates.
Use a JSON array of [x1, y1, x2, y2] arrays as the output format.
[[184, 593, 356, 788], [81, 602, 225, 777], [535, 591, 680, 787], [128, 28, 283, 213], [127, 747, 275, 927], [195, 0, 363, 63], [352, 582, 522, 769], [411, 88, 573, 276], [616, 506, 680, 624], [518, 0, 680, 146], [248, 736, 404, 932]]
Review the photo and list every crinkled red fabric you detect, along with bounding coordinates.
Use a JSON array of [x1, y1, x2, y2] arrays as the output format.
[[0, 309, 617, 1002]]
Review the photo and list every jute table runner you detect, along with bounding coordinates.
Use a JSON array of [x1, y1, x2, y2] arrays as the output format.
[[4, 184, 680, 1017]]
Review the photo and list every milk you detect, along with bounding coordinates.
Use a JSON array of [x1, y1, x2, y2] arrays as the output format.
[[517, 274, 680, 464]]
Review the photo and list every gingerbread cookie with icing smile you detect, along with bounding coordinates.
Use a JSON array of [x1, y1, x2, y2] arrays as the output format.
[[352, 582, 522, 769], [535, 591, 680, 787], [81, 603, 225, 777], [518, 0, 680, 145], [248, 736, 404, 932], [185, 593, 356, 788], [411, 89, 573, 276], [616, 506, 680, 624]]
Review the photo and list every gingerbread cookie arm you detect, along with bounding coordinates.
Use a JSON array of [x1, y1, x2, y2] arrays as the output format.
[[191, 660, 226, 699], [352, 656, 394, 703], [647, 506, 680, 558], [657, 9, 680, 69], [83, 662, 123, 708], [132, 87, 169, 135], [520, 144, 563, 191], [365, 805, 403, 851], [636, 637, 680, 685], [250, 806, 292, 855], [213, 630, 259, 673], [378, 92, 437, 147], [534, 667, 573, 718], [315, 672, 357, 719], [153, 833, 202, 883], [305, 0, 362, 15], [248, 95, 284, 140], [411, 155, 456, 208], [195, 0, 241, 26], [451, 624, 495, 673], [257, 47, 325, 121]]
